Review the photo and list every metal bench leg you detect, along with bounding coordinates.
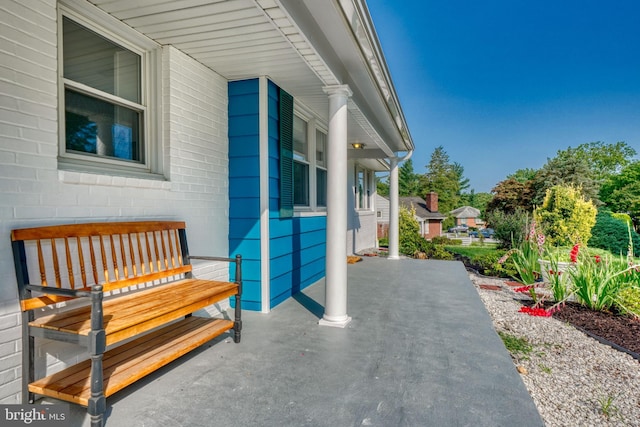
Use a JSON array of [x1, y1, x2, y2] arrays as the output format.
[[88, 286, 106, 427], [234, 255, 242, 343], [22, 311, 34, 404]]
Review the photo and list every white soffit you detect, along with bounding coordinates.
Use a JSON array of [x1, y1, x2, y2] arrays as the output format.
[[87, 0, 411, 157]]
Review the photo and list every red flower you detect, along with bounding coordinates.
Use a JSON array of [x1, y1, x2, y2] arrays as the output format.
[[519, 306, 553, 317], [570, 244, 580, 263], [514, 285, 534, 293], [594, 255, 601, 263]]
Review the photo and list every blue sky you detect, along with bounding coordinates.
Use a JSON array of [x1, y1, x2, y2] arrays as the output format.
[[367, 0, 640, 193]]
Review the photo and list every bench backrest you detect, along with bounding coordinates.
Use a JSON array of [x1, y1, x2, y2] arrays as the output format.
[[11, 221, 192, 311]]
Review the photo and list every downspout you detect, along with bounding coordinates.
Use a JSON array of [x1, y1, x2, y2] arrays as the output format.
[[387, 150, 413, 260]]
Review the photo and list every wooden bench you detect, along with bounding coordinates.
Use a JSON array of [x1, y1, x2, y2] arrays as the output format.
[[11, 221, 242, 427]]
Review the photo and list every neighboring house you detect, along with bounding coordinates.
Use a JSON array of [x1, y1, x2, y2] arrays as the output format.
[[378, 192, 446, 239], [0, 0, 413, 404], [376, 194, 390, 238], [450, 206, 484, 228]]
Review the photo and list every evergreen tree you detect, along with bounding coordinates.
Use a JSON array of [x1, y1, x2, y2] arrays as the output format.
[[422, 146, 460, 218], [398, 159, 420, 196], [600, 161, 640, 230], [531, 152, 599, 206], [376, 174, 389, 197]]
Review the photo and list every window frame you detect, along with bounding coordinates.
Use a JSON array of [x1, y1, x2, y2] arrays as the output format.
[[315, 128, 327, 208], [293, 114, 310, 207], [291, 102, 327, 214], [355, 166, 373, 211], [57, 2, 162, 178]]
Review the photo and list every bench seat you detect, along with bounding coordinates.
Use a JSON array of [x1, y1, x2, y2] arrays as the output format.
[[30, 278, 238, 346], [30, 316, 233, 405]]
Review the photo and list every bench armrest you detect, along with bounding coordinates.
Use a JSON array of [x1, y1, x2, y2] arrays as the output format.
[[25, 284, 92, 298], [189, 255, 241, 264]]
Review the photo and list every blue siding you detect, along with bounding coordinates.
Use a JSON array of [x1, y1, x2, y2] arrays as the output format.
[[228, 78, 327, 311], [228, 79, 261, 310]]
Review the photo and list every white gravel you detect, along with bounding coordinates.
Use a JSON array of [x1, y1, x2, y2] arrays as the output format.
[[470, 273, 640, 427]]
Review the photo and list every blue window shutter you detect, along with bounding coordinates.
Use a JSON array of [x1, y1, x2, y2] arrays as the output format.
[[279, 88, 294, 218]]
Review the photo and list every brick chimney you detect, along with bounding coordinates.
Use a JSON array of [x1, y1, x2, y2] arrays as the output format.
[[425, 192, 438, 212]]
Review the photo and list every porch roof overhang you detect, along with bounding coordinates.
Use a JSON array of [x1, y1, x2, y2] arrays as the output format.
[[85, 0, 413, 169]]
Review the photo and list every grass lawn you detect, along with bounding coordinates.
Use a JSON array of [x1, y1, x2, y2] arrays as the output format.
[[445, 244, 500, 259]]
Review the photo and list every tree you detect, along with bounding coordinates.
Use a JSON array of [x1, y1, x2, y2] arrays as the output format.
[[485, 208, 530, 249], [531, 152, 599, 206], [588, 210, 640, 255], [421, 146, 460, 219], [531, 141, 636, 206], [460, 190, 493, 217], [569, 141, 637, 180], [507, 168, 537, 183], [487, 178, 535, 214], [452, 162, 470, 194], [534, 185, 597, 246], [376, 174, 389, 197], [599, 161, 640, 230], [398, 159, 421, 196]]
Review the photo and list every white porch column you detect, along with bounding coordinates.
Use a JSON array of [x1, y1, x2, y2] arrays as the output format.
[[388, 156, 400, 259], [319, 84, 352, 328]]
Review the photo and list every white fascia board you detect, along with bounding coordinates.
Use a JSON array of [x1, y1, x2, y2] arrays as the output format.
[[336, 0, 414, 152]]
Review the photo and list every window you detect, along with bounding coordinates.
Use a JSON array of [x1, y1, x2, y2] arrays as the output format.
[[58, 7, 158, 176], [293, 115, 309, 206], [316, 130, 327, 207], [355, 167, 372, 210]]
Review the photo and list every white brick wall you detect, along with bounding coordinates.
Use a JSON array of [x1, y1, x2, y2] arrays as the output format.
[[0, 0, 230, 402]]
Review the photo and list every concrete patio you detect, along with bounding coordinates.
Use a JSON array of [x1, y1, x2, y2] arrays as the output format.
[[59, 257, 543, 426]]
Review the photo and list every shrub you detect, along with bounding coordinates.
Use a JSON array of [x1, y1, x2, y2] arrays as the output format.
[[431, 235, 461, 245], [423, 242, 454, 260], [399, 206, 423, 255], [475, 251, 518, 278], [485, 208, 530, 249], [616, 286, 640, 317], [534, 184, 597, 246], [589, 210, 640, 255]]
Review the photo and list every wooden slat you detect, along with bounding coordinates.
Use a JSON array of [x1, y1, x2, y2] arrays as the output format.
[[11, 221, 187, 241], [136, 232, 145, 275], [160, 230, 168, 270], [89, 236, 98, 285], [110, 235, 118, 280], [51, 239, 61, 288], [77, 237, 87, 288], [167, 229, 176, 269], [21, 295, 77, 311], [173, 229, 183, 266], [29, 317, 233, 406], [152, 231, 160, 272], [99, 235, 108, 283], [144, 232, 153, 273], [36, 240, 47, 286], [64, 238, 74, 289]]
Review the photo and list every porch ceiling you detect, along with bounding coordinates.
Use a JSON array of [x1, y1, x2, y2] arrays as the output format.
[[87, 0, 413, 164]]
